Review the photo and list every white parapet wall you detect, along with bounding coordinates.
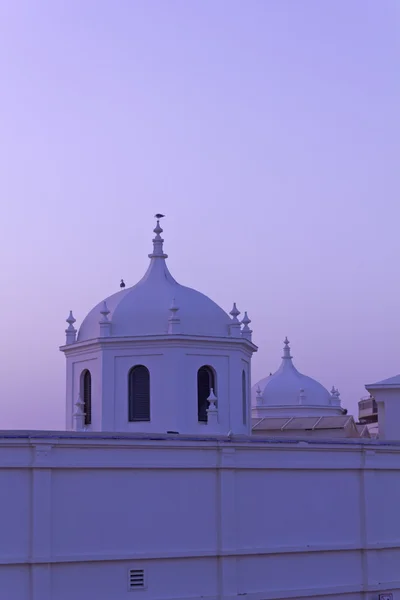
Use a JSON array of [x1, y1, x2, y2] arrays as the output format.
[[0, 431, 399, 600]]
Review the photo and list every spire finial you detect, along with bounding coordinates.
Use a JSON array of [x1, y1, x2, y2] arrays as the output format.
[[242, 311, 251, 328], [229, 302, 241, 337], [206, 389, 218, 425], [149, 214, 168, 259], [230, 302, 240, 323], [331, 386, 341, 406], [256, 385, 263, 405], [73, 394, 86, 431], [66, 311, 76, 329], [169, 297, 178, 313], [99, 301, 112, 337], [241, 311, 252, 341], [168, 297, 181, 334], [65, 311, 77, 344], [299, 388, 306, 404], [282, 337, 292, 359], [100, 300, 110, 322]]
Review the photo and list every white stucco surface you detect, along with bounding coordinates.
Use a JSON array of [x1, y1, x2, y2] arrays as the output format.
[[77, 258, 232, 340], [0, 431, 399, 600]]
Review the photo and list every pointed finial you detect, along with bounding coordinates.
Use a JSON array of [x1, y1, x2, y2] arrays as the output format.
[[230, 302, 240, 323], [120, 279, 126, 289], [100, 300, 110, 322], [154, 220, 163, 236], [99, 301, 112, 337], [242, 311, 251, 326], [149, 215, 168, 259], [331, 386, 341, 406], [241, 311, 252, 341], [207, 389, 218, 425], [74, 394, 85, 415], [168, 297, 181, 334], [66, 311, 76, 328], [282, 337, 292, 359], [229, 302, 241, 337], [207, 388, 217, 404], [65, 311, 77, 344], [256, 385, 263, 405], [73, 394, 86, 431], [169, 297, 178, 313]]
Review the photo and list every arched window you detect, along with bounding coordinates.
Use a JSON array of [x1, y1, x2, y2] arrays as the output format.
[[82, 370, 92, 426], [128, 365, 150, 422], [242, 370, 247, 425], [197, 366, 215, 423]]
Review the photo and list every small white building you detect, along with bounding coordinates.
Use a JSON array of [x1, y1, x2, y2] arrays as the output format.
[[1, 217, 400, 600]]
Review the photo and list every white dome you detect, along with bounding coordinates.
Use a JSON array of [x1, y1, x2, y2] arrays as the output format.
[[252, 339, 342, 415], [78, 221, 231, 341]]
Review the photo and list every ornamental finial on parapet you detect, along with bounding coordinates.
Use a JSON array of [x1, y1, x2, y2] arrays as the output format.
[[241, 311, 252, 341], [99, 300, 111, 337], [330, 386, 341, 406], [168, 297, 181, 334], [229, 302, 241, 337], [73, 394, 86, 431], [65, 311, 77, 344], [256, 385, 263, 406]]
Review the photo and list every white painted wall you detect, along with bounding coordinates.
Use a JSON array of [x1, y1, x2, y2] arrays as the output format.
[[0, 432, 399, 600], [63, 337, 254, 436], [367, 388, 400, 441]]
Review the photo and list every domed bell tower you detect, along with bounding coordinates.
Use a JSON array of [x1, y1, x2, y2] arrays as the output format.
[[60, 216, 257, 436]]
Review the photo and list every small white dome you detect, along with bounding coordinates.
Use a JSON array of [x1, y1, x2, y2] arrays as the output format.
[[252, 338, 343, 416], [78, 220, 231, 341]]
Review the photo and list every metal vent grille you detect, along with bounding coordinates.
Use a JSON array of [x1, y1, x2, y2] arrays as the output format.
[[129, 569, 145, 590]]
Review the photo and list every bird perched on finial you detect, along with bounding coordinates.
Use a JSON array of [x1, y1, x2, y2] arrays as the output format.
[[155, 213, 165, 219], [120, 279, 126, 289]]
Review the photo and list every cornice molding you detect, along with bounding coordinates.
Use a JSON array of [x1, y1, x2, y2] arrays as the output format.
[[60, 334, 257, 356]]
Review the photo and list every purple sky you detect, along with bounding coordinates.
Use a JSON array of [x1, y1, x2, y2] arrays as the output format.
[[0, 1, 399, 429]]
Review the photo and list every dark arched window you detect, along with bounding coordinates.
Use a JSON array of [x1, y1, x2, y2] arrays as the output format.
[[197, 366, 215, 423], [82, 370, 92, 426], [128, 365, 150, 422], [242, 370, 247, 425]]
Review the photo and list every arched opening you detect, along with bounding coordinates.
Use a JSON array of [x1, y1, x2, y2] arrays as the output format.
[[197, 366, 215, 423], [81, 369, 92, 426], [128, 365, 150, 422], [242, 370, 247, 425]]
